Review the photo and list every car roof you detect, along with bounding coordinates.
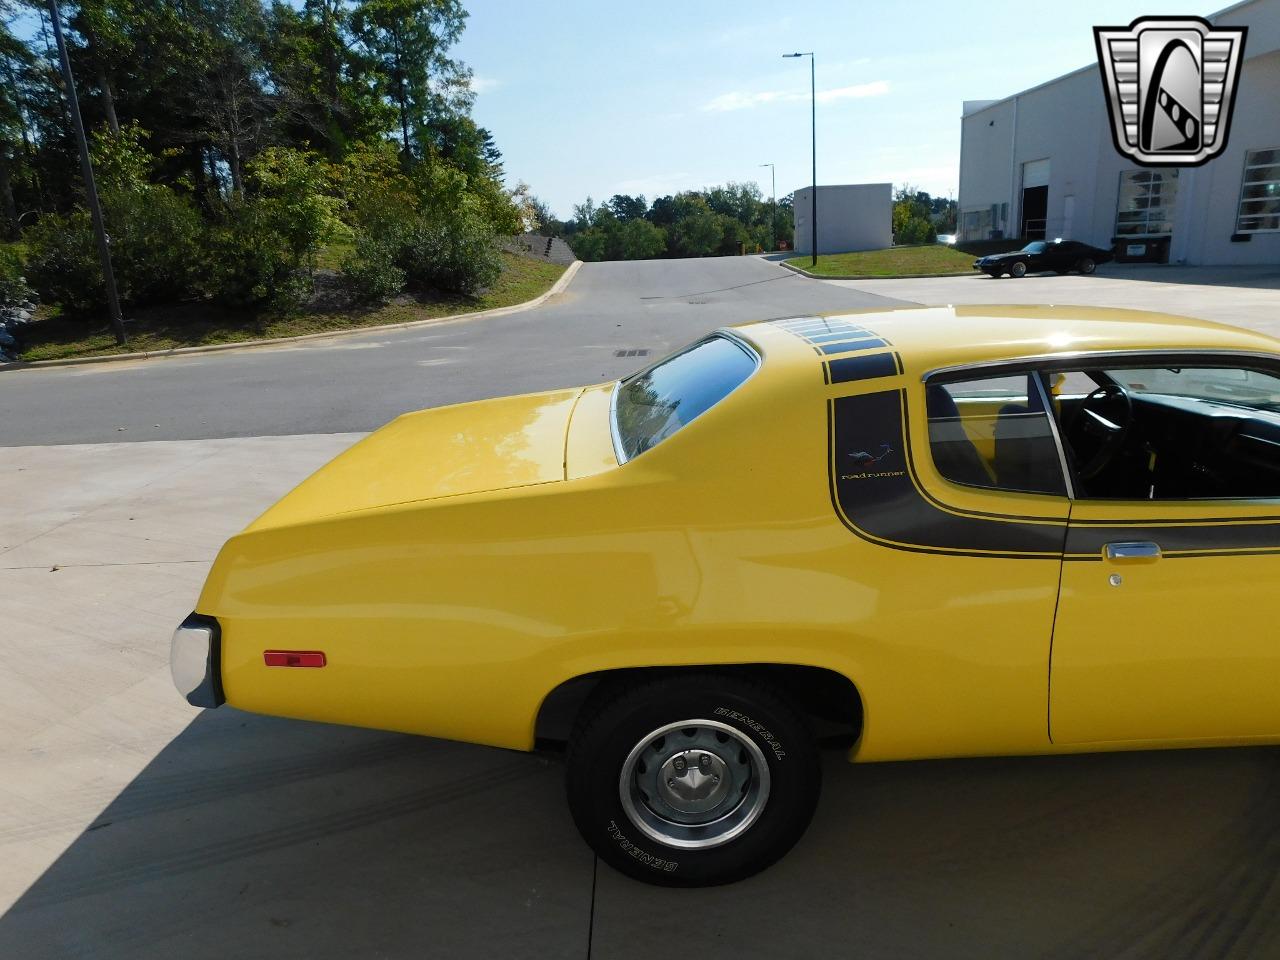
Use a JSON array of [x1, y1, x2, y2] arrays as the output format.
[[731, 305, 1280, 390]]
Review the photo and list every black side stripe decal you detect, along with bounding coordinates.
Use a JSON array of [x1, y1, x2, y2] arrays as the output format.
[[818, 338, 888, 355], [827, 352, 901, 384], [1065, 523, 1280, 557], [829, 390, 1068, 558]]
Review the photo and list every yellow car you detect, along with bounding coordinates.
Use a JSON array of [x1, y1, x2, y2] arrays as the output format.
[[171, 305, 1280, 886]]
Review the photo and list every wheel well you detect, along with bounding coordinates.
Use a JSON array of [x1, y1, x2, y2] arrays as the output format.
[[534, 664, 863, 750]]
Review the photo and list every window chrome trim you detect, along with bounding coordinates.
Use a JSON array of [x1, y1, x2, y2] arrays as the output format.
[[607, 379, 626, 466], [921, 349, 1280, 384], [608, 330, 762, 466], [1029, 371, 1076, 500]]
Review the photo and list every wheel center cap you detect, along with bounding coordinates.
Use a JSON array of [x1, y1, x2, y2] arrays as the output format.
[[656, 749, 731, 814]]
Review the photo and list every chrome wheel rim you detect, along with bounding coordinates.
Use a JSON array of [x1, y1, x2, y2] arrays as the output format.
[[618, 719, 771, 850]]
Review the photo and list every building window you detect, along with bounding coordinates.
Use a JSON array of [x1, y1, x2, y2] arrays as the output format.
[[1115, 170, 1179, 237], [1237, 148, 1280, 233]]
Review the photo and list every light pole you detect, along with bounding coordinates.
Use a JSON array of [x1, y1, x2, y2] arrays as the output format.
[[758, 163, 776, 251], [783, 52, 816, 266], [48, 0, 126, 345]]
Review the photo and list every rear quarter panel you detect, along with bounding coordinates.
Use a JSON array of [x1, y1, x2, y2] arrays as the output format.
[[198, 334, 1061, 759]]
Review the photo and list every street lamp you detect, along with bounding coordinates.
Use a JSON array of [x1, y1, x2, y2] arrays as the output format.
[[47, 0, 126, 345], [783, 52, 816, 266], [758, 163, 775, 252]]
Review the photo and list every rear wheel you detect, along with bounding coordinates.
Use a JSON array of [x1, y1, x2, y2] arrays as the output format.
[[565, 673, 820, 886], [1077, 256, 1097, 275], [1010, 260, 1028, 278]]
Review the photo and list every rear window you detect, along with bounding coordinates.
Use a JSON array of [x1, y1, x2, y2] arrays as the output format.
[[612, 335, 758, 462]]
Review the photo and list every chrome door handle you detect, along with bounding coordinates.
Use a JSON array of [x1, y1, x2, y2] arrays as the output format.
[[1104, 541, 1162, 561]]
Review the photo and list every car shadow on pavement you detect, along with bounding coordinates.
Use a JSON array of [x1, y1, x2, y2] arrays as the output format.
[[7, 713, 1280, 960], [0, 709, 594, 960], [592, 745, 1280, 960], [1081, 264, 1280, 289]]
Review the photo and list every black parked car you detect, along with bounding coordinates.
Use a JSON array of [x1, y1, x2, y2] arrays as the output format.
[[973, 240, 1114, 278]]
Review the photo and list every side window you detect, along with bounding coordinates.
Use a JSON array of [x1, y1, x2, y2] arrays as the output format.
[[926, 373, 1067, 496], [1059, 365, 1280, 500]]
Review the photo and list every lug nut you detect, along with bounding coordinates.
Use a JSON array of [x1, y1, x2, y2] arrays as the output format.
[[673, 757, 686, 772], [699, 754, 713, 770]]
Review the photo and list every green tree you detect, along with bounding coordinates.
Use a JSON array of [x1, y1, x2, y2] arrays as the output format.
[[614, 217, 665, 259], [351, 0, 468, 161], [893, 184, 936, 245], [606, 193, 646, 222]]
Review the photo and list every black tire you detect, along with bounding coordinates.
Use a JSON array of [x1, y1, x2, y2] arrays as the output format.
[[565, 673, 820, 887], [1009, 260, 1028, 278], [1077, 256, 1097, 275]]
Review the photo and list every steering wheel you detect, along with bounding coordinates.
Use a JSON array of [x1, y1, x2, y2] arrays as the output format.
[[1068, 383, 1133, 480]]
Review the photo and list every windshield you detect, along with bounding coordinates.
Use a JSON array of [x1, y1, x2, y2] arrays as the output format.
[[612, 335, 758, 462], [1021, 241, 1047, 253], [1107, 366, 1280, 408]]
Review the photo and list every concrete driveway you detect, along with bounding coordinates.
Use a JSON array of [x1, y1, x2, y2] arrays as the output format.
[[829, 262, 1280, 338], [4, 436, 1280, 959], [6, 256, 1280, 958]]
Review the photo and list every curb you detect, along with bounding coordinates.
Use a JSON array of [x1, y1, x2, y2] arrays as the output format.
[[778, 260, 974, 281], [2, 259, 582, 371]]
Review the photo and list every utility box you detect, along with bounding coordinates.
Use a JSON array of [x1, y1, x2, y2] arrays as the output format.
[[793, 183, 892, 256]]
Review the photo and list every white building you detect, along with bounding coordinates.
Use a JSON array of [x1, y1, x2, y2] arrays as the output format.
[[792, 183, 892, 256], [958, 0, 1280, 265]]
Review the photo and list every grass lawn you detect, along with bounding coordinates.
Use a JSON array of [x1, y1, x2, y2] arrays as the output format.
[[785, 244, 974, 278], [16, 252, 566, 362]]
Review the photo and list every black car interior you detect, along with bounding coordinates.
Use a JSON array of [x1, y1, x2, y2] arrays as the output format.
[[927, 365, 1280, 501], [1051, 369, 1280, 500]]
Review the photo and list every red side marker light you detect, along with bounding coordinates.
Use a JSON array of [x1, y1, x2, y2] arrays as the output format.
[[264, 650, 327, 668]]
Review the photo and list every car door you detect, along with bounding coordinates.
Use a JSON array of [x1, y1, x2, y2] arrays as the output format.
[[1044, 242, 1075, 271], [1049, 360, 1280, 744]]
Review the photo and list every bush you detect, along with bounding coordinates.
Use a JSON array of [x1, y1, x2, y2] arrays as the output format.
[[41, 123, 207, 310], [23, 187, 205, 316], [101, 187, 206, 305], [212, 202, 315, 312], [399, 201, 502, 295], [212, 149, 337, 311], [895, 216, 936, 245], [24, 211, 103, 315], [342, 233, 405, 302], [0, 246, 35, 309]]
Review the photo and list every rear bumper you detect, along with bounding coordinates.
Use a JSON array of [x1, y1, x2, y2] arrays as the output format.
[[171, 613, 225, 708]]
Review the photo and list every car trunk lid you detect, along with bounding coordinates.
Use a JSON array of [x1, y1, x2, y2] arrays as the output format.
[[247, 387, 583, 531]]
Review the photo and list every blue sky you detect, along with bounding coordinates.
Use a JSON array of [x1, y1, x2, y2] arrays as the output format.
[[458, 0, 1223, 217]]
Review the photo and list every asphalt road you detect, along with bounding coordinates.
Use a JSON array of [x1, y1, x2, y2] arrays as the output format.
[[7, 259, 1280, 957], [0, 256, 908, 447]]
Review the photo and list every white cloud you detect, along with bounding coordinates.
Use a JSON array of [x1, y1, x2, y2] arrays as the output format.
[[470, 75, 501, 94], [816, 81, 891, 103], [702, 80, 889, 112]]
